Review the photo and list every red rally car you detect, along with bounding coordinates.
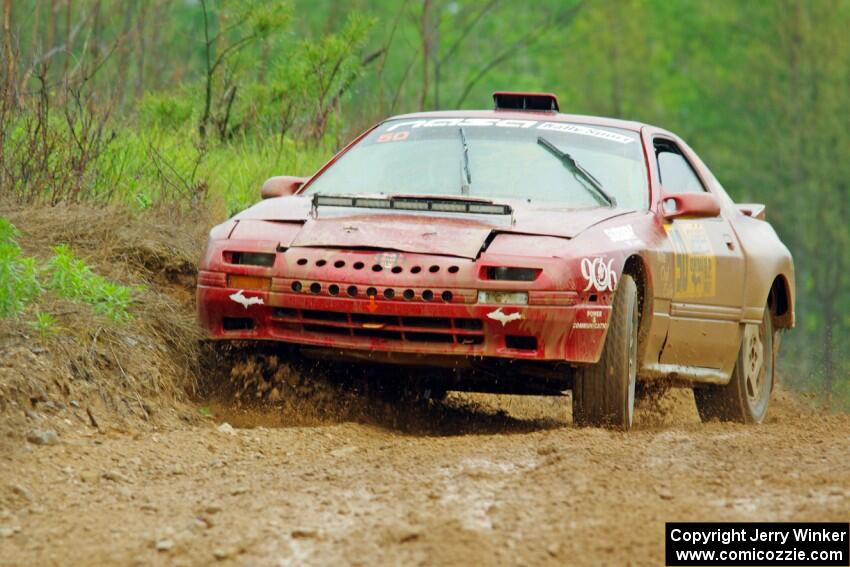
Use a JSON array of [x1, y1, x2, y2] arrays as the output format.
[[197, 92, 795, 429]]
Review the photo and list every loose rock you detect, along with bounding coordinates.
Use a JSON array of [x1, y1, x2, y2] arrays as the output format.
[[26, 430, 59, 445], [217, 422, 236, 435]]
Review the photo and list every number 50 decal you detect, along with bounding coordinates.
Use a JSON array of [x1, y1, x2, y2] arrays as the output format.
[[376, 131, 410, 143]]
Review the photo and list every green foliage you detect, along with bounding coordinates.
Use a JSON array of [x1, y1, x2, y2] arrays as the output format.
[[31, 311, 59, 341], [0, 219, 41, 317], [139, 93, 195, 131], [0, 219, 141, 327], [46, 245, 139, 323]]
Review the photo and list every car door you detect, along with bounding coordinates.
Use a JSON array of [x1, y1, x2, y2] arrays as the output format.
[[653, 137, 745, 373]]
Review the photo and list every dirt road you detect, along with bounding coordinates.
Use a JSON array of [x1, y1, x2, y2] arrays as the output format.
[[1, 388, 848, 567]]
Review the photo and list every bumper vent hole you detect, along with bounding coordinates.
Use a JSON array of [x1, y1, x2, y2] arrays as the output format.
[[316, 259, 327, 267], [310, 283, 322, 294], [441, 291, 453, 302], [506, 335, 537, 351], [297, 258, 308, 266], [411, 266, 422, 274], [223, 317, 254, 331], [353, 262, 365, 270], [429, 265, 440, 273], [403, 289, 415, 300], [383, 288, 395, 299], [448, 266, 459, 273], [391, 266, 403, 274], [334, 260, 345, 268], [422, 290, 434, 301], [291, 281, 302, 292], [347, 286, 358, 297], [328, 284, 340, 296]]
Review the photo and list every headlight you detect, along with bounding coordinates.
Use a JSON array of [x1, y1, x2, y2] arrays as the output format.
[[477, 291, 529, 305]]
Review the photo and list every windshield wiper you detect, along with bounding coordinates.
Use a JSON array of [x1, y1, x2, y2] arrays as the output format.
[[537, 136, 616, 207], [459, 127, 471, 195]]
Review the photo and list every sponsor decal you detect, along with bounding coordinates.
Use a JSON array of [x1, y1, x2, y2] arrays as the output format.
[[664, 222, 716, 298], [536, 122, 635, 144], [229, 289, 264, 309], [581, 257, 617, 292], [486, 307, 523, 327], [377, 252, 400, 269], [384, 119, 635, 144], [573, 309, 609, 330], [603, 225, 644, 246]]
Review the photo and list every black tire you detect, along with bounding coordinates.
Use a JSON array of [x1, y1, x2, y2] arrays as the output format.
[[693, 304, 774, 423], [572, 274, 638, 430]]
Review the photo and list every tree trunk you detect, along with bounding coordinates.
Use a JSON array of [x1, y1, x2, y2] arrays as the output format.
[[63, 0, 72, 86], [419, 0, 431, 111], [113, 3, 136, 109], [2, 0, 16, 105], [134, 2, 147, 100]]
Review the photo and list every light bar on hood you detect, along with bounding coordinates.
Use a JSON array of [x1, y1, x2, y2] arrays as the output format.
[[312, 194, 512, 215], [317, 196, 354, 207], [393, 199, 430, 210], [354, 197, 391, 208]]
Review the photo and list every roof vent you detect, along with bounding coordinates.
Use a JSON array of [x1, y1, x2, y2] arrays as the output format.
[[493, 91, 559, 112]]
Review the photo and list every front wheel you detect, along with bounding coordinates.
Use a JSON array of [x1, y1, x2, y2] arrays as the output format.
[[694, 304, 775, 423], [572, 274, 638, 430]]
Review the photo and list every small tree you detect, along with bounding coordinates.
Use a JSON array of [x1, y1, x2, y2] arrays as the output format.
[[198, 0, 289, 142]]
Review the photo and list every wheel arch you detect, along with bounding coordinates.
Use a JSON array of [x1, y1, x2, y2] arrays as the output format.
[[768, 274, 794, 330], [621, 253, 653, 359]]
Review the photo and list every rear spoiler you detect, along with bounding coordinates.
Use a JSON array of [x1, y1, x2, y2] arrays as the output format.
[[493, 91, 559, 112]]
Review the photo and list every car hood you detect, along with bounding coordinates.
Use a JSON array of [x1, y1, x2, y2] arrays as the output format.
[[234, 196, 633, 259]]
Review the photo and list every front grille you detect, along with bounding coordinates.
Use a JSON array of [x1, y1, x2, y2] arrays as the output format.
[[272, 308, 484, 345]]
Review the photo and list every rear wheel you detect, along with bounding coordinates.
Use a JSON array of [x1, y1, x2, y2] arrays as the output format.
[[572, 274, 638, 430], [694, 304, 774, 423]]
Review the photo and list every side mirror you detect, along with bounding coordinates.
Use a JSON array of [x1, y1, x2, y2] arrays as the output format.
[[261, 176, 307, 199], [661, 192, 721, 220]]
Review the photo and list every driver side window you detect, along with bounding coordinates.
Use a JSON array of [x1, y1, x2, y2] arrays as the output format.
[[654, 139, 706, 193]]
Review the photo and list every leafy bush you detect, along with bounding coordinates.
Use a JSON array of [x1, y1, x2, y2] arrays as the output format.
[[46, 245, 139, 323], [0, 219, 41, 317]]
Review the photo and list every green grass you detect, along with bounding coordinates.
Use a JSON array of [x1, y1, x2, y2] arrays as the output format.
[[0, 219, 141, 326], [45, 244, 140, 323], [0, 219, 41, 317]]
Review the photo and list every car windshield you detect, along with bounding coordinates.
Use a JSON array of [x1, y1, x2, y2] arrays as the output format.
[[304, 117, 648, 209]]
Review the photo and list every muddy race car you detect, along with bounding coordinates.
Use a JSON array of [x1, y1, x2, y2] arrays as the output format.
[[197, 91, 795, 429]]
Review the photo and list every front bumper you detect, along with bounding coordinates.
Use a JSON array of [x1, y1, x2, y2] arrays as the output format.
[[197, 279, 611, 363]]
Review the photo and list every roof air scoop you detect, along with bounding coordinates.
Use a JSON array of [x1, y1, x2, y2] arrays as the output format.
[[493, 91, 559, 112]]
